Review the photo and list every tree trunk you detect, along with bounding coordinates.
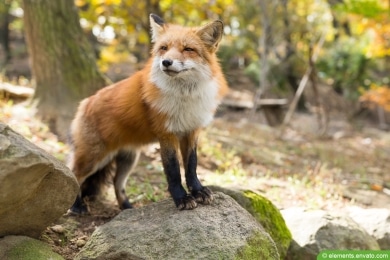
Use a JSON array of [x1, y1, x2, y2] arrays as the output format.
[[23, 0, 109, 140], [0, 0, 11, 64]]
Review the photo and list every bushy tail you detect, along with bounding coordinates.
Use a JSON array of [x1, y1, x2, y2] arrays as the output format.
[[81, 162, 114, 199]]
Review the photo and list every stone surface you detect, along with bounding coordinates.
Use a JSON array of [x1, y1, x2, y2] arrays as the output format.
[[0, 123, 79, 238], [210, 185, 292, 259], [281, 207, 380, 260], [346, 206, 390, 249], [0, 235, 64, 260], [76, 192, 280, 260]]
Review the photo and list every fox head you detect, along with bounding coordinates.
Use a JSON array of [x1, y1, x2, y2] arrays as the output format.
[[149, 14, 224, 84]]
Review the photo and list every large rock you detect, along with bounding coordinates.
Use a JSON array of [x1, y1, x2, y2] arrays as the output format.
[[281, 207, 380, 260], [76, 192, 280, 260], [346, 206, 390, 249], [0, 235, 64, 260], [210, 186, 292, 259], [0, 123, 79, 238]]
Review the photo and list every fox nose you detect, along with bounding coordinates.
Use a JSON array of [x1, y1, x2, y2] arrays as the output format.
[[162, 59, 173, 67]]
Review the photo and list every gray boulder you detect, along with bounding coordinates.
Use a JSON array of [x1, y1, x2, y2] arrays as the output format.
[[0, 235, 64, 260], [0, 123, 79, 238], [210, 186, 292, 259], [76, 192, 280, 260], [346, 206, 390, 249], [281, 207, 379, 260]]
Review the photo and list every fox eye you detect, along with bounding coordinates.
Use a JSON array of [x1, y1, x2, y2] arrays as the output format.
[[160, 46, 168, 51], [184, 47, 195, 52]]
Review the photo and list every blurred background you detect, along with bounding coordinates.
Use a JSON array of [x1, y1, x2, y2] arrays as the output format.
[[1, 0, 389, 122]]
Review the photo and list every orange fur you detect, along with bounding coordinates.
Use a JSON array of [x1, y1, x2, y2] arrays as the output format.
[[68, 14, 229, 212]]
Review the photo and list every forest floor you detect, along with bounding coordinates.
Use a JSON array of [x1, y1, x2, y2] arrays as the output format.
[[1, 80, 390, 258]]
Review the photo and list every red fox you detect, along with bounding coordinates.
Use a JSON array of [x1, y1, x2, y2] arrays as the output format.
[[67, 14, 229, 213]]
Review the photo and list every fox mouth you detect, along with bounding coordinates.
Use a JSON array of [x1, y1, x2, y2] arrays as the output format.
[[163, 69, 189, 76]]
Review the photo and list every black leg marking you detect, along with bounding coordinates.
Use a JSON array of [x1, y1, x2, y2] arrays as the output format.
[[162, 147, 197, 210], [185, 146, 213, 205], [69, 194, 88, 215]]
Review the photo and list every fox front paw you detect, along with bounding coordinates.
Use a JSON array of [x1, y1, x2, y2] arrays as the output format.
[[192, 187, 214, 205], [175, 194, 198, 210]]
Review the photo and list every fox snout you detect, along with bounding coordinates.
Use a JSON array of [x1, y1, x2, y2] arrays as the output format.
[[159, 58, 190, 76], [162, 59, 173, 67], [161, 59, 179, 76]]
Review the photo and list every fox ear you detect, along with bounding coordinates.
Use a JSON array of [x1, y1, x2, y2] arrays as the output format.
[[197, 20, 224, 52], [150, 13, 165, 43]]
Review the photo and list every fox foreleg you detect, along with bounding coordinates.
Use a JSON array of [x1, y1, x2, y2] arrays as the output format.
[[180, 132, 213, 205], [159, 134, 197, 210]]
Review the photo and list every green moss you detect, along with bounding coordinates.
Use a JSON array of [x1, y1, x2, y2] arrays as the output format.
[[8, 238, 64, 260], [235, 231, 279, 260], [210, 186, 292, 259], [243, 190, 292, 259]]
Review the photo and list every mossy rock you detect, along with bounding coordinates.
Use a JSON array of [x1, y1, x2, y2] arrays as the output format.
[[76, 192, 279, 260], [0, 235, 64, 260], [235, 231, 281, 260], [210, 186, 292, 259]]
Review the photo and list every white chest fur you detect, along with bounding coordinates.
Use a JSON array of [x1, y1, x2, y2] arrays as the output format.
[[150, 59, 220, 134]]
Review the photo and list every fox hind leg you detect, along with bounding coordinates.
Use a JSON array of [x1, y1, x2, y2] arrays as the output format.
[[114, 149, 140, 209], [67, 147, 114, 214], [70, 194, 87, 215], [69, 163, 114, 214], [67, 150, 93, 214]]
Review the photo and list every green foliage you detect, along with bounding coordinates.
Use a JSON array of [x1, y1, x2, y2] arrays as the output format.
[[317, 38, 369, 99], [125, 170, 168, 205], [50, 0, 390, 102], [244, 62, 260, 85], [4, 0, 387, 106], [335, 0, 387, 18], [199, 138, 245, 177]]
